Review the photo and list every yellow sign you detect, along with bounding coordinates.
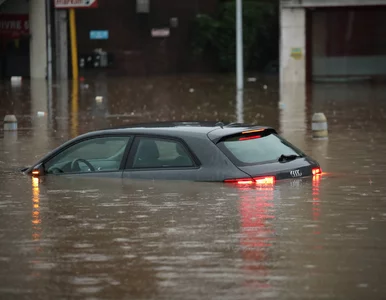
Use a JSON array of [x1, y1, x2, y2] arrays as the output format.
[[291, 48, 303, 60]]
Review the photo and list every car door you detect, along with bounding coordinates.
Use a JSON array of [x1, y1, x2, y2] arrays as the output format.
[[122, 136, 201, 181], [42, 135, 132, 178]]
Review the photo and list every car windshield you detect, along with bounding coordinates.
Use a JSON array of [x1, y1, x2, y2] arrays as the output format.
[[218, 133, 304, 166]]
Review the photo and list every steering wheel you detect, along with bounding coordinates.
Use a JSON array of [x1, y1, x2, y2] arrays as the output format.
[[50, 167, 64, 174], [70, 158, 95, 172]]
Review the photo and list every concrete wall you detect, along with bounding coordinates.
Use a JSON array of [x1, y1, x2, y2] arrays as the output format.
[[279, 82, 307, 151], [29, 0, 47, 79], [280, 7, 306, 83]]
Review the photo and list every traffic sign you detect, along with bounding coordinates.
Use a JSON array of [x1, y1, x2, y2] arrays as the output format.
[[90, 30, 109, 40], [54, 0, 98, 9]]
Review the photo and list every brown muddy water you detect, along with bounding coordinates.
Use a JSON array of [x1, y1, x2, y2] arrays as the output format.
[[1, 76, 386, 299]]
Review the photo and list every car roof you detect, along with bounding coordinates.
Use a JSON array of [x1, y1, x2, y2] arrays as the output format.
[[107, 121, 224, 134], [81, 121, 274, 142]]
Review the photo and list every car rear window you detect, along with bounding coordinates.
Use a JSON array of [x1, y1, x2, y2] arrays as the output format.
[[218, 132, 304, 166]]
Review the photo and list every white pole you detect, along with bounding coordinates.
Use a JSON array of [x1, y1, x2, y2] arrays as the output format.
[[55, 10, 69, 80], [236, 0, 244, 91], [46, 0, 53, 83]]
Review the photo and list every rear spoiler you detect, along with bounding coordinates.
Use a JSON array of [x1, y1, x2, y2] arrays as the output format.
[[208, 127, 277, 143]]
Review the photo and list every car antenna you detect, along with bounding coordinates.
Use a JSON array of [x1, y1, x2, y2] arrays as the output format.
[[215, 121, 224, 128]]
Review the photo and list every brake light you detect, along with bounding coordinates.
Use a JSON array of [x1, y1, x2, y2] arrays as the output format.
[[224, 176, 275, 185], [253, 176, 275, 185], [239, 135, 261, 141], [224, 178, 254, 185], [32, 170, 40, 176], [312, 167, 322, 175]]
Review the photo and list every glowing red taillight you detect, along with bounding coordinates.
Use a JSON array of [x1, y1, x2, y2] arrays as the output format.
[[224, 176, 275, 185], [253, 176, 275, 185], [224, 178, 253, 185], [312, 167, 322, 175], [239, 135, 261, 141], [236, 179, 254, 184]]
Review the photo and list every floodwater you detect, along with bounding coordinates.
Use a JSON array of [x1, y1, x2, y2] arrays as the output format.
[[1, 75, 386, 299]]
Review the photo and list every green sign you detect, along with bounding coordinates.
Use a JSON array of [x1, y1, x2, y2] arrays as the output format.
[[291, 48, 303, 60]]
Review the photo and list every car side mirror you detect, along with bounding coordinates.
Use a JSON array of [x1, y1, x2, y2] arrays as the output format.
[[31, 163, 45, 177]]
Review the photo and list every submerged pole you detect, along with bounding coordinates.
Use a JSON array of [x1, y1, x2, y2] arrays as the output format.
[[69, 8, 79, 81]]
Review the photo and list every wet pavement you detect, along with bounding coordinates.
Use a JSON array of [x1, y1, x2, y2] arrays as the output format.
[[1, 76, 386, 299]]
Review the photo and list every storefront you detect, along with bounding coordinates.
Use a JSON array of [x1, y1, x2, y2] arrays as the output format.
[[280, 0, 386, 83], [1, 0, 47, 79], [0, 13, 30, 78], [310, 6, 386, 81], [75, 0, 217, 76]]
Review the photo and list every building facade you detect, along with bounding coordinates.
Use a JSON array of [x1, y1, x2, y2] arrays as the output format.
[[280, 0, 386, 83], [76, 0, 217, 77], [0, 0, 42, 79], [0, 0, 218, 80]]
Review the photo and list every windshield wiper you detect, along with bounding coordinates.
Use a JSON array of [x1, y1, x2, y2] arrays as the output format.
[[278, 154, 301, 163]]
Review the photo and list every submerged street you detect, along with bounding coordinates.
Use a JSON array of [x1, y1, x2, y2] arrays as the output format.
[[1, 76, 386, 299]]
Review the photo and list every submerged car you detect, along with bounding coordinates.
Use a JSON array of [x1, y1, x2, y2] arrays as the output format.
[[23, 121, 322, 185]]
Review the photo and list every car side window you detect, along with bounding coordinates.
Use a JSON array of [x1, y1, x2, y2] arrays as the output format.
[[131, 137, 194, 169], [44, 136, 131, 174]]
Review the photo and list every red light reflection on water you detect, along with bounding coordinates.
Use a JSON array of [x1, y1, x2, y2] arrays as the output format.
[[312, 175, 321, 235], [32, 177, 41, 240], [31, 177, 43, 278], [239, 186, 275, 289]]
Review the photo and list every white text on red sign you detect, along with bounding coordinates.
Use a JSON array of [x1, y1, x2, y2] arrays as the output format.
[[54, 0, 98, 9]]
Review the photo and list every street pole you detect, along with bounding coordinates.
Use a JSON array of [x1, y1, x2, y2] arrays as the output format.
[[69, 8, 79, 81], [55, 9, 69, 80], [236, 0, 244, 91], [71, 79, 79, 138], [46, 0, 53, 84]]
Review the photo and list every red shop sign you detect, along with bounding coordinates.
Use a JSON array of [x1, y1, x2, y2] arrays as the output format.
[[54, 0, 98, 9], [0, 14, 29, 38]]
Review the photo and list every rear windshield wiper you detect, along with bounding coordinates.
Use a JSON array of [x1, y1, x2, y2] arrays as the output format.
[[278, 154, 301, 163]]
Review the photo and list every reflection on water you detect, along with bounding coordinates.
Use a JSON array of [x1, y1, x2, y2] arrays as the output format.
[[236, 91, 244, 123], [71, 80, 79, 138], [280, 81, 306, 149], [31, 177, 43, 281], [1, 77, 386, 299], [32, 177, 41, 241], [312, 175, 321, 230], [239, 186, 275, 290]]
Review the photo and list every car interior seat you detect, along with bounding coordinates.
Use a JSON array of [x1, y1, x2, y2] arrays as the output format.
[[170, 144, 193, 167], [134, 140, 160, 167]]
